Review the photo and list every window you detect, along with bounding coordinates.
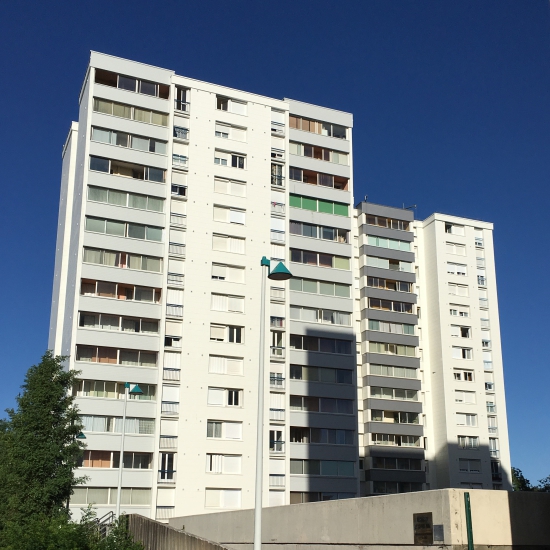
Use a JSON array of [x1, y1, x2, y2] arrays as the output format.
[[289, 277, 351, 298], [368, 342, 416, 357], [489, 438, 499, 457], [290, 249, 350, 270], [207, 388, 242, 407], [456, 413, 477, 426], [368, 296, 414, 313], [448, 283, 469, 297], [289, 365, 352, 384], [365, 214, 410, 231], [459, 459, 481, 473], [206, 454, 242, 474], [371, 410, 419, 424], [89, 156, 165, 183], [207, 420, 242, 440], [367, 320, 415, 335], [211, 294, 245, 313], [289, 396, 353, 414], [450, 304, 470, 317], [290, 459, 355, 477], [71, 487, 149, 506], [446, 242, 466, 256], [75, 345, 156, 368], [78, 313, 159, 335], [372, 457, 422, 471], [216, 95, 247, 115], [450, 325, 471, 338], [210, 324, 244, 344], [88, 186, 163, 212], [80, 415, 154, 434], [458, 436, 479, 449], [366, 235, 411, 252], [290, 427, 354, 445], [452, 347, 472, 360], [445, 223, 465, 236], [290, 221, 349, 243], [290, 142, 349, 166], [475, 228, 484, 247], [211, 263, 245, 283], [367, 277, 412, 293], [369, 364, 417, 379], [205, 488, 242, 509], [370, 387, 418, 401], [213, 206, 246, 225], [85, 217, 162, 242], [447, 262, 467, 276], [215, 122, 246, 141], [212, 234, 245, 254], [289, 194, 349, 216], [289, 166, 348, 190], [80, 279, 160, 303], [290, 335, 352, 355], [91, 127, 167, 154], [289, 115, 347, 139], [455, 390, 476, 404], [214, 177, 246, 197], [372, 434, 420, 447], [214, 150, 245, 169], [208, 355, 244, 376], [93, 97, 168, 126], [290, 306, 351, 326], [366, 256, 412, 273], [95, 69, 169, 99], [454, 370, 474, 382], [83, 247, 162, 273]]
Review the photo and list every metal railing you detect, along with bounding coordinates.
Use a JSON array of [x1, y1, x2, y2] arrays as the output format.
[[270, 288, 285, 301], [174, 100, 190, 112], [269, 408, 285, 422], [270, 375, 285, 389], [490, 450, 500, 458], [479, 298, 489, 308], [271, 202, 285, 216], [477, 258, 486, 267], [271, 230, 285, 243], [271, 174, 285, 187], [269, 440, 285, 453], [486, 404, 496, 413], [488, 426, 498, 434], [270, 346, 285, 359], [172, 154, 188, 167], [269, 474, 285, 487], [484, 361, 493, 370], [270, 317, 285, 328], [156, 507, 176, 520], [170, 213, 186, 226], [167, 272, 184, 286], [161, 401, 179, 415], [158, 470, 177, 483], [174, 126, 189, 140], [477, 276, 487, 286], [482, 340, 491, 349], [475, 237, 484, 247], [163, 368, 181, 381], [166, 304, 183, 317], [169, 243, 185, 256], [271, 122, 285, 135], [485, 382, 495, 391], [159, 436, 178, 449], [492, 472, 502, 481], [171, 185, 187, 198]]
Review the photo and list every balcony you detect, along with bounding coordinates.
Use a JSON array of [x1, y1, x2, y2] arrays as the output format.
[[170, 213, 186, 227], [271, 202, 285, 216], [271, 175, 285, 188], [174, 126, 189, 140], [163, 368, 181, 382], [484, 361, 493, 371], [269, 474, 285, 487], [158, 470, 176, 484], [159, 436, 178, 449], [156, 507, 175, 520], [271, 121, 285, 136], [488, 426, 498, 434], [475, 237, 484, 247], [477, 258, 486, 268], [270, 288, 285, 302], [172, 154, 188, 167], [479, 298, 489, 309], [490, 450, 500, 458], [478, 276, 487, 286], [482, 340, 491, 349], [271, 230, 285, 243], [175, 99, 190, 113], [166, 304, 183, 317], [269, 440, 285, 454], [269, 408, 285, 422], [485, 382, 495, 391], [270, 317, 285, 329], [486, 404, 496, 413], [492, 472, 503, 481], [169, 243, 186, 256], [171, 184, 187, 198], [270, 346, 285, 359], [161, 401, 179, 415], [167, 273, 184, 287], [270, 374, 285, 389]]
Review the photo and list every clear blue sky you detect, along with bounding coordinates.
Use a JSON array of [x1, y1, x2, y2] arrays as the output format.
[[0, 0, 548, 484]]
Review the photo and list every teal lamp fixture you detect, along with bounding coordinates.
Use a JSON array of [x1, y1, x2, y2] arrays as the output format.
[[261, 256, 293, 281], [125, 382, 144, 395]]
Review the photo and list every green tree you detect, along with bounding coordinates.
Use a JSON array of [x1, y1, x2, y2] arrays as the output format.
[[0, 351, 85, 525], [536, 475, 550, 492], [511, 467, 533, 491]]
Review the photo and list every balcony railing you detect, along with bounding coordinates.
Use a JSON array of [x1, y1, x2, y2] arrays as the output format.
[[163, 368, 181, 381], [159, 436, 178, 449], [270, 375, 285, 389], [482, 340, 491, 349], [479, 298, 489, 308], [477, 258, 486, 267], [269, 474, 285, 487], [490, 450, 500, 458], [270, 346, 285, 359], [270, 288, 285, 302], [270, 317, 285, 329], [174, 126, 189, 140], [270, 408, 285, 422], [271, 175, 285, 187], [271, 202, 285, 216], [271, 230, 285, 243], [484, 361, 493, 371], [486, 404, 496, 413], [173, 154, 188, 167], [161, 401, 179, 415], [269, 440, 285, 453], [485, 382, 495, 391], [492, 472, 503, 481], [475, 237, 484, 247], [156, 507, 176, 520], [488, 426, 498, 434], [167, 272, 184, 286], [170, 213, 187, 226], [175, 99, 190, 112], [169, 243, 186, 256], [171, 185, 187, 198], [478, 276, 487, 286], [166, 304, 183, 317], [158, 470, 176, 483], [271, 122, 285, 136]]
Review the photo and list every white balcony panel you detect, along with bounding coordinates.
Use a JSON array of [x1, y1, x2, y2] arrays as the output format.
[[91, 112, 170, 142], [78, 296, 162, 320], [78, 433, 155, 453], [92, 82, 170, 113], [76, 398, 157, 418], [87, 171, 167, 199], [89, 141, 168, 170], [75, 328, 160, 352], [288, 154, 350, 179], [74, 362, 159, 385], [77, 468, 153, 488], [80, 264, 163, 288], [83, 232, 164, 258], [85, 201, 166, 228], [288, 128, 350, 152]]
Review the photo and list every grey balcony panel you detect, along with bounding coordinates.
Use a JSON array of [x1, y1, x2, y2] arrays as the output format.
[[289, 379, 356, 400], [76, 398, 156, 418], [361, 309, 418, 325], [83, 231, 164, 258], [78, 295, 162, 319], [360, 245, 415, 264], [361, 331, 418, 347], [288, 155, 350, 179], [289, 208, 352, 231], [289, 321, 354, 339], [289, 263, 353, 285], [289, 476, 357, 494], [360, 225, 414, 242], [85, 201, 165, 228], [289, 235, 352, 257], [357, 202, 414, 221], [364, 469, 425, 484], [360, 266, 416, 283], [364, 399, 423, 414], [365, 422, 424, 437], [288, 129, 351, 153], [289, 411, 357, 430], [87, 170, 167, 199], [81, 432, 155, 453], [289, 180, 352, 203], [289, 444, 357, 461], [365, 445, 425, 459], [76, 328, 160, 351], [363, 287, 417, 304], [289, 349, 356, 369], [290, 292, 353, 312], [74, 362, 159, 385], [365, 375, 421, 391], [364, 353, 420, 369]]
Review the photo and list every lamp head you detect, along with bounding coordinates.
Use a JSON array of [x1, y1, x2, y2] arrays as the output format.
[[268, 262, 292, 281], [129, 384, 144, 395], [76, 432, 86, 440]]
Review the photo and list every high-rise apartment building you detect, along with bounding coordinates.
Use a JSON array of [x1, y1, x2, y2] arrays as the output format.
[[49, 52, 510, 521]]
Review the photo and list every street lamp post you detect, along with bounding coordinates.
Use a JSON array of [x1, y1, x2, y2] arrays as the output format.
[[254, 257, 292, 550], [116, 382, 143, 517]]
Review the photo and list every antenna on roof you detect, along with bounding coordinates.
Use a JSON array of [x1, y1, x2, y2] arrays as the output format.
[[404, 204, 417, 210]]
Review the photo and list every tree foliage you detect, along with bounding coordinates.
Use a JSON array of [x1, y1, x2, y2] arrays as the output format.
[[512, 466, 550, 492]]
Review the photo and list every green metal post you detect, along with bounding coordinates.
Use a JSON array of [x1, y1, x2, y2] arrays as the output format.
[[464, 492, 474, 550]]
